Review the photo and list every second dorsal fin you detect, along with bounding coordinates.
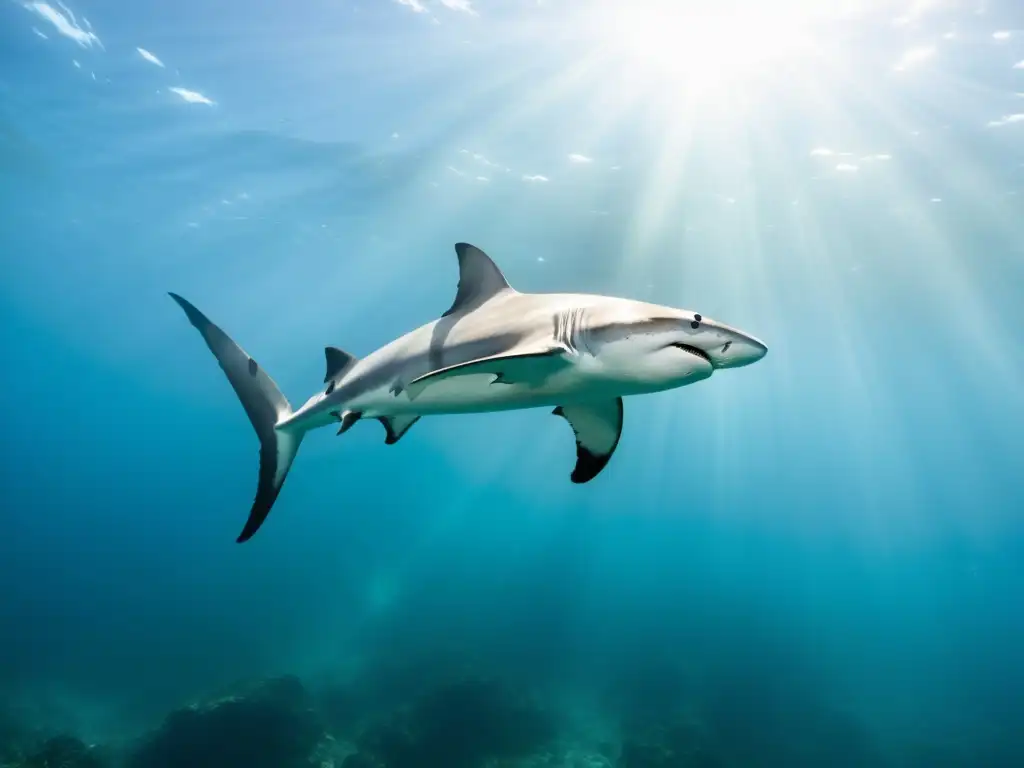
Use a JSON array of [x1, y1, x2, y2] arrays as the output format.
[[441, 243, 515, 318], [324, 346, 357, 382]]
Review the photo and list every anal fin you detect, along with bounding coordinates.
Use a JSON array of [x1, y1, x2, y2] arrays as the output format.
[[553, 398, 624, 483], [378, 414, 420, 445]]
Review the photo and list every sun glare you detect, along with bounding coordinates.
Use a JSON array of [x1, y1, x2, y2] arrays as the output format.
[[586, 1, 826, 96]]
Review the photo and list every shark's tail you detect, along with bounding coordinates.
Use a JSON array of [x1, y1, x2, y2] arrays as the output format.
[[169, 293, 303, 543]]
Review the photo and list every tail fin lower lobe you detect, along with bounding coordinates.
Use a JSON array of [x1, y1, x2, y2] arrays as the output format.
[[169, 293, 302, 542]]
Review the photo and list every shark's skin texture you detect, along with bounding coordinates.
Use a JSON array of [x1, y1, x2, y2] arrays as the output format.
[[170, 243, 766, 542]]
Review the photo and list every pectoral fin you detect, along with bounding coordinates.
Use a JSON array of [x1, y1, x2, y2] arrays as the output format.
[[378, 414, 420, 445], [552, 398, 624, 483], [404, 346, 569, 401]]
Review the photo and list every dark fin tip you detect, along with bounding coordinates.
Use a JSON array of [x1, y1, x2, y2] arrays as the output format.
[[570, 447, 608, 484], [236, 504, 271, 543], [168, 292, 206, 328], [377, 417, 398, 445], [236, 521, 258, 543], [337, 411, 362, 435]]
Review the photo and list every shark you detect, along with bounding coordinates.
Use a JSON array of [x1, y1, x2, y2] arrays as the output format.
[[170, 242, 767, 543]]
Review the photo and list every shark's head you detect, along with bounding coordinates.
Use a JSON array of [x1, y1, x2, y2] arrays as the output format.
[[682, 312, 769, 371], [586, 302, 767, 391]]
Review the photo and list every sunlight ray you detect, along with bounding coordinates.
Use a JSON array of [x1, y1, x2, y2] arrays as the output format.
[[448, 51, 611, 149], [805, 50, 1024, 392]]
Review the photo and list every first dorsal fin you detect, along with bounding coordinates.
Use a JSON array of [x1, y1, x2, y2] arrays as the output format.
[[324, 346, 357, 382], [442, 243, 515, 318]]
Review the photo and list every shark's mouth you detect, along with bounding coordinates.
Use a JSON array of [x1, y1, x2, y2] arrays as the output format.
[[671, 343, 712, 365]]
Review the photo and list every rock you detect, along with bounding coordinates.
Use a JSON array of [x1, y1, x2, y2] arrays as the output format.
[[307, 733, 359, 768], [356, 678, 557, 768], [563, 748, 615, 768], [20, 734, 107, 768], [618, 713, 724, 768], [357, 718, 418, 768], [618, 740, 669, 768], [315, 684, 364, 736], [124, 676, 324, 768], [339, 752, 382, 768]]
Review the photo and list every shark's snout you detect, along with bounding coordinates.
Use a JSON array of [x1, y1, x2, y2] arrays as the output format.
[[712, 333, 767, 369]]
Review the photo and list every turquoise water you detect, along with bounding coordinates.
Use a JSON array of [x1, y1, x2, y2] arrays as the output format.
[[2, 1, 1023, 766]]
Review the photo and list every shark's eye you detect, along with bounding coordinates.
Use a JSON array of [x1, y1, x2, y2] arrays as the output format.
[[690, 313, 702, 329], [325, 381, 336, 395]]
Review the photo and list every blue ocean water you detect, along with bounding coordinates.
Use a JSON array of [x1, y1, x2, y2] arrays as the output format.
[[2, 0, 1023, 765]]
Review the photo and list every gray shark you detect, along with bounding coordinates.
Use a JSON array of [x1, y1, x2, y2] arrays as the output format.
[[170, 243, 766, 542]]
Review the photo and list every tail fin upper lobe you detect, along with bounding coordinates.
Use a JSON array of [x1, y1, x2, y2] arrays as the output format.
[[169, 293, 302, 542]]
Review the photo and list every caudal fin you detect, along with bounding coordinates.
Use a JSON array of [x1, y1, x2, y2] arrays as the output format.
[[169, 293, 303, 543]]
